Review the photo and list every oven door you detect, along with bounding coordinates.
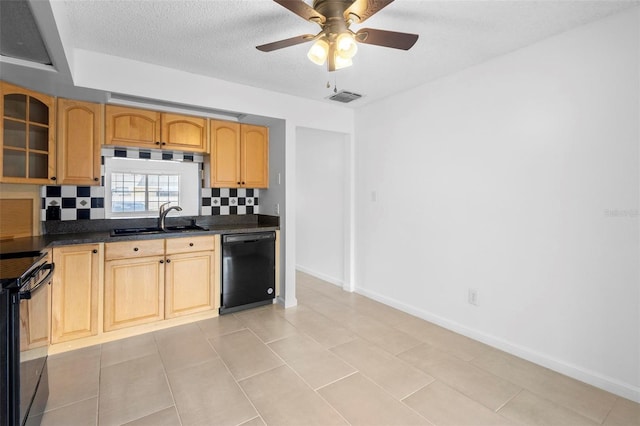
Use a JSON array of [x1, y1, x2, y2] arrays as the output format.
[[19, 260, 54, 426]]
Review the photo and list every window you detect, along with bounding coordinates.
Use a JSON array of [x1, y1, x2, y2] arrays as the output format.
[[105, 157, 199, 218], [110, 173, 179, 213]]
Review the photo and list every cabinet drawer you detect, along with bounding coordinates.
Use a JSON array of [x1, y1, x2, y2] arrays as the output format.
[[105, 239, 165, 260], [165, 235, 215, 254]]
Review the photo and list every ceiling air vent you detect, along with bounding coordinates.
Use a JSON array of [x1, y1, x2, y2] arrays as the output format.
[[0, 0, 52, 65], [327, 90, 362, 103]]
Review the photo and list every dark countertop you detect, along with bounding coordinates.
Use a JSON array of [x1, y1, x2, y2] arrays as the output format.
[[0, 214, 279, 257]]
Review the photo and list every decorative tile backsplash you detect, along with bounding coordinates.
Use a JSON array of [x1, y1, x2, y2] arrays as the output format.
[[41, 147, 260, 221], [102, 146, 205, 163], [41, 185, 106, 221], [201, 188, 259, 216]]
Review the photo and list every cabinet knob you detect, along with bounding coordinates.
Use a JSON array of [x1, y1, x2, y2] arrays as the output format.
[[189, 243, 194, 247], [51, 176, 57, 181], [133, 247, 139, 251], [159, 259, 164, 264], [166, 259, 171, 263], [237, 182, 241, 185], [92, 249, 98, 254], [161, 142, 166, 146], [93, 177, 99, 182], [242, 181, 245, 185]]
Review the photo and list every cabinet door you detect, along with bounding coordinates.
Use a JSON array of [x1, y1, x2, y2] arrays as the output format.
[[20, 277, 51, 351], [0, 82, 55, 184], [104, 255, 164, 331], [241, 124, 269, 188], [210, 120, 241, 188], [57, 99, 103, 185], [162, 113, 207, 152], [51, 244, 100, 343], [165, 251, 214, 318], [105, 105, 161, 148]]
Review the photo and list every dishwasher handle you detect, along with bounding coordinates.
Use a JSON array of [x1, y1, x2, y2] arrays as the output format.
[[223, 232, 275, 244]]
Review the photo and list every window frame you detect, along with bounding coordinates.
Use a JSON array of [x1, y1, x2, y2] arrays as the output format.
[[104, 157, 199, 219]]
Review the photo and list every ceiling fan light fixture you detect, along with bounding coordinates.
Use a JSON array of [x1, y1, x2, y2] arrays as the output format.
[[307, 38, 329, 65], [335, 32, 357, 60], [334, 53, 353, 70]]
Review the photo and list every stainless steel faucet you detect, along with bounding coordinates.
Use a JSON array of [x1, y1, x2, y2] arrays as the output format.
[[158, 202, 182, 231]]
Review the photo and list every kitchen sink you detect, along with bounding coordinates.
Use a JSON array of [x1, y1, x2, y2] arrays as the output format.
[[110, 224, 208, 237]]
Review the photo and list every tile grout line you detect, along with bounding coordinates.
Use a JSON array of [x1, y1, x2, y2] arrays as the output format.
[[151, 332, 184, 426], [493, 387, 524, 413], [206, 329, 266, 426], [313, 370, 360, 392], [242, 316, 353, 426], [599, 397, 619, 426]]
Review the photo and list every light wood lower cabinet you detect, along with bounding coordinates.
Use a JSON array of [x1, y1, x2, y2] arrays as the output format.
[[43, 232, 279, 355], [104, 255, 165, 331], [20, 284, 50, 350], [51, 244, 100, 344], [165, 251, 215, 318], [103, 236, 215, 331], [20, 251, 52, 351]]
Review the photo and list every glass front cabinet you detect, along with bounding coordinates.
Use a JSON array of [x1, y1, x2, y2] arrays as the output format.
[[0, 82, 55, 183]]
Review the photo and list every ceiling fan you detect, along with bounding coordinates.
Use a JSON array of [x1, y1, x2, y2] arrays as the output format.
[[256, 0, 419, 71]]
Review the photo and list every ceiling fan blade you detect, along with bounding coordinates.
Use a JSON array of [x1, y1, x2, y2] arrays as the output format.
[[355, 28, 418, 50], [344, 0, 394, 24], [256, 34, 315, 52], [274, 0, 325, 23]]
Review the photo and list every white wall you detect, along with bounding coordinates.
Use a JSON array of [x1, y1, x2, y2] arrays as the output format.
[[355, 7, 639, 401], [296, 127, 347, 286]]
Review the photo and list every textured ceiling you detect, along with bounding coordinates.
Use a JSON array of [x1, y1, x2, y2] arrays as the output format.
[[55, 0, 638, 107]]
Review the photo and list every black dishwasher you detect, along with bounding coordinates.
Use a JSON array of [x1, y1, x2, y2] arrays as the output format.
[[220, 232, 276, 314]]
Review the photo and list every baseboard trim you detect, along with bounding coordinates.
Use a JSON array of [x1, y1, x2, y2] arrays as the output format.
[[355, 285, 640, 403], [296, 265, 344, 288]]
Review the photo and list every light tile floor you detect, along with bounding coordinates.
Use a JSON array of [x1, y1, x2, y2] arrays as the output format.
[[29, 271, 640, 426]]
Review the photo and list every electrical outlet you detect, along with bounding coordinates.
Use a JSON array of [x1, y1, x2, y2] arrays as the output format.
[[275, 203, 280, 215], [468, 288, 479, 306]]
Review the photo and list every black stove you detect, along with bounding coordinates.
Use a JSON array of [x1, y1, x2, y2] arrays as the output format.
[[0, 251, 53, 426]]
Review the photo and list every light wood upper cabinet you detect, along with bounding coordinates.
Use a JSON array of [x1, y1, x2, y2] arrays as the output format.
[[210, 120, 241, 187], [105, 105, 207, 152], [51, 244, 100, 344], [105, 105, 161, 149], [161, 113, 207, 152], [0, 82, 55, 184], [209, 120, 268, 188], [241, 124, 269, 188], [57, 99, 103, 185]]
